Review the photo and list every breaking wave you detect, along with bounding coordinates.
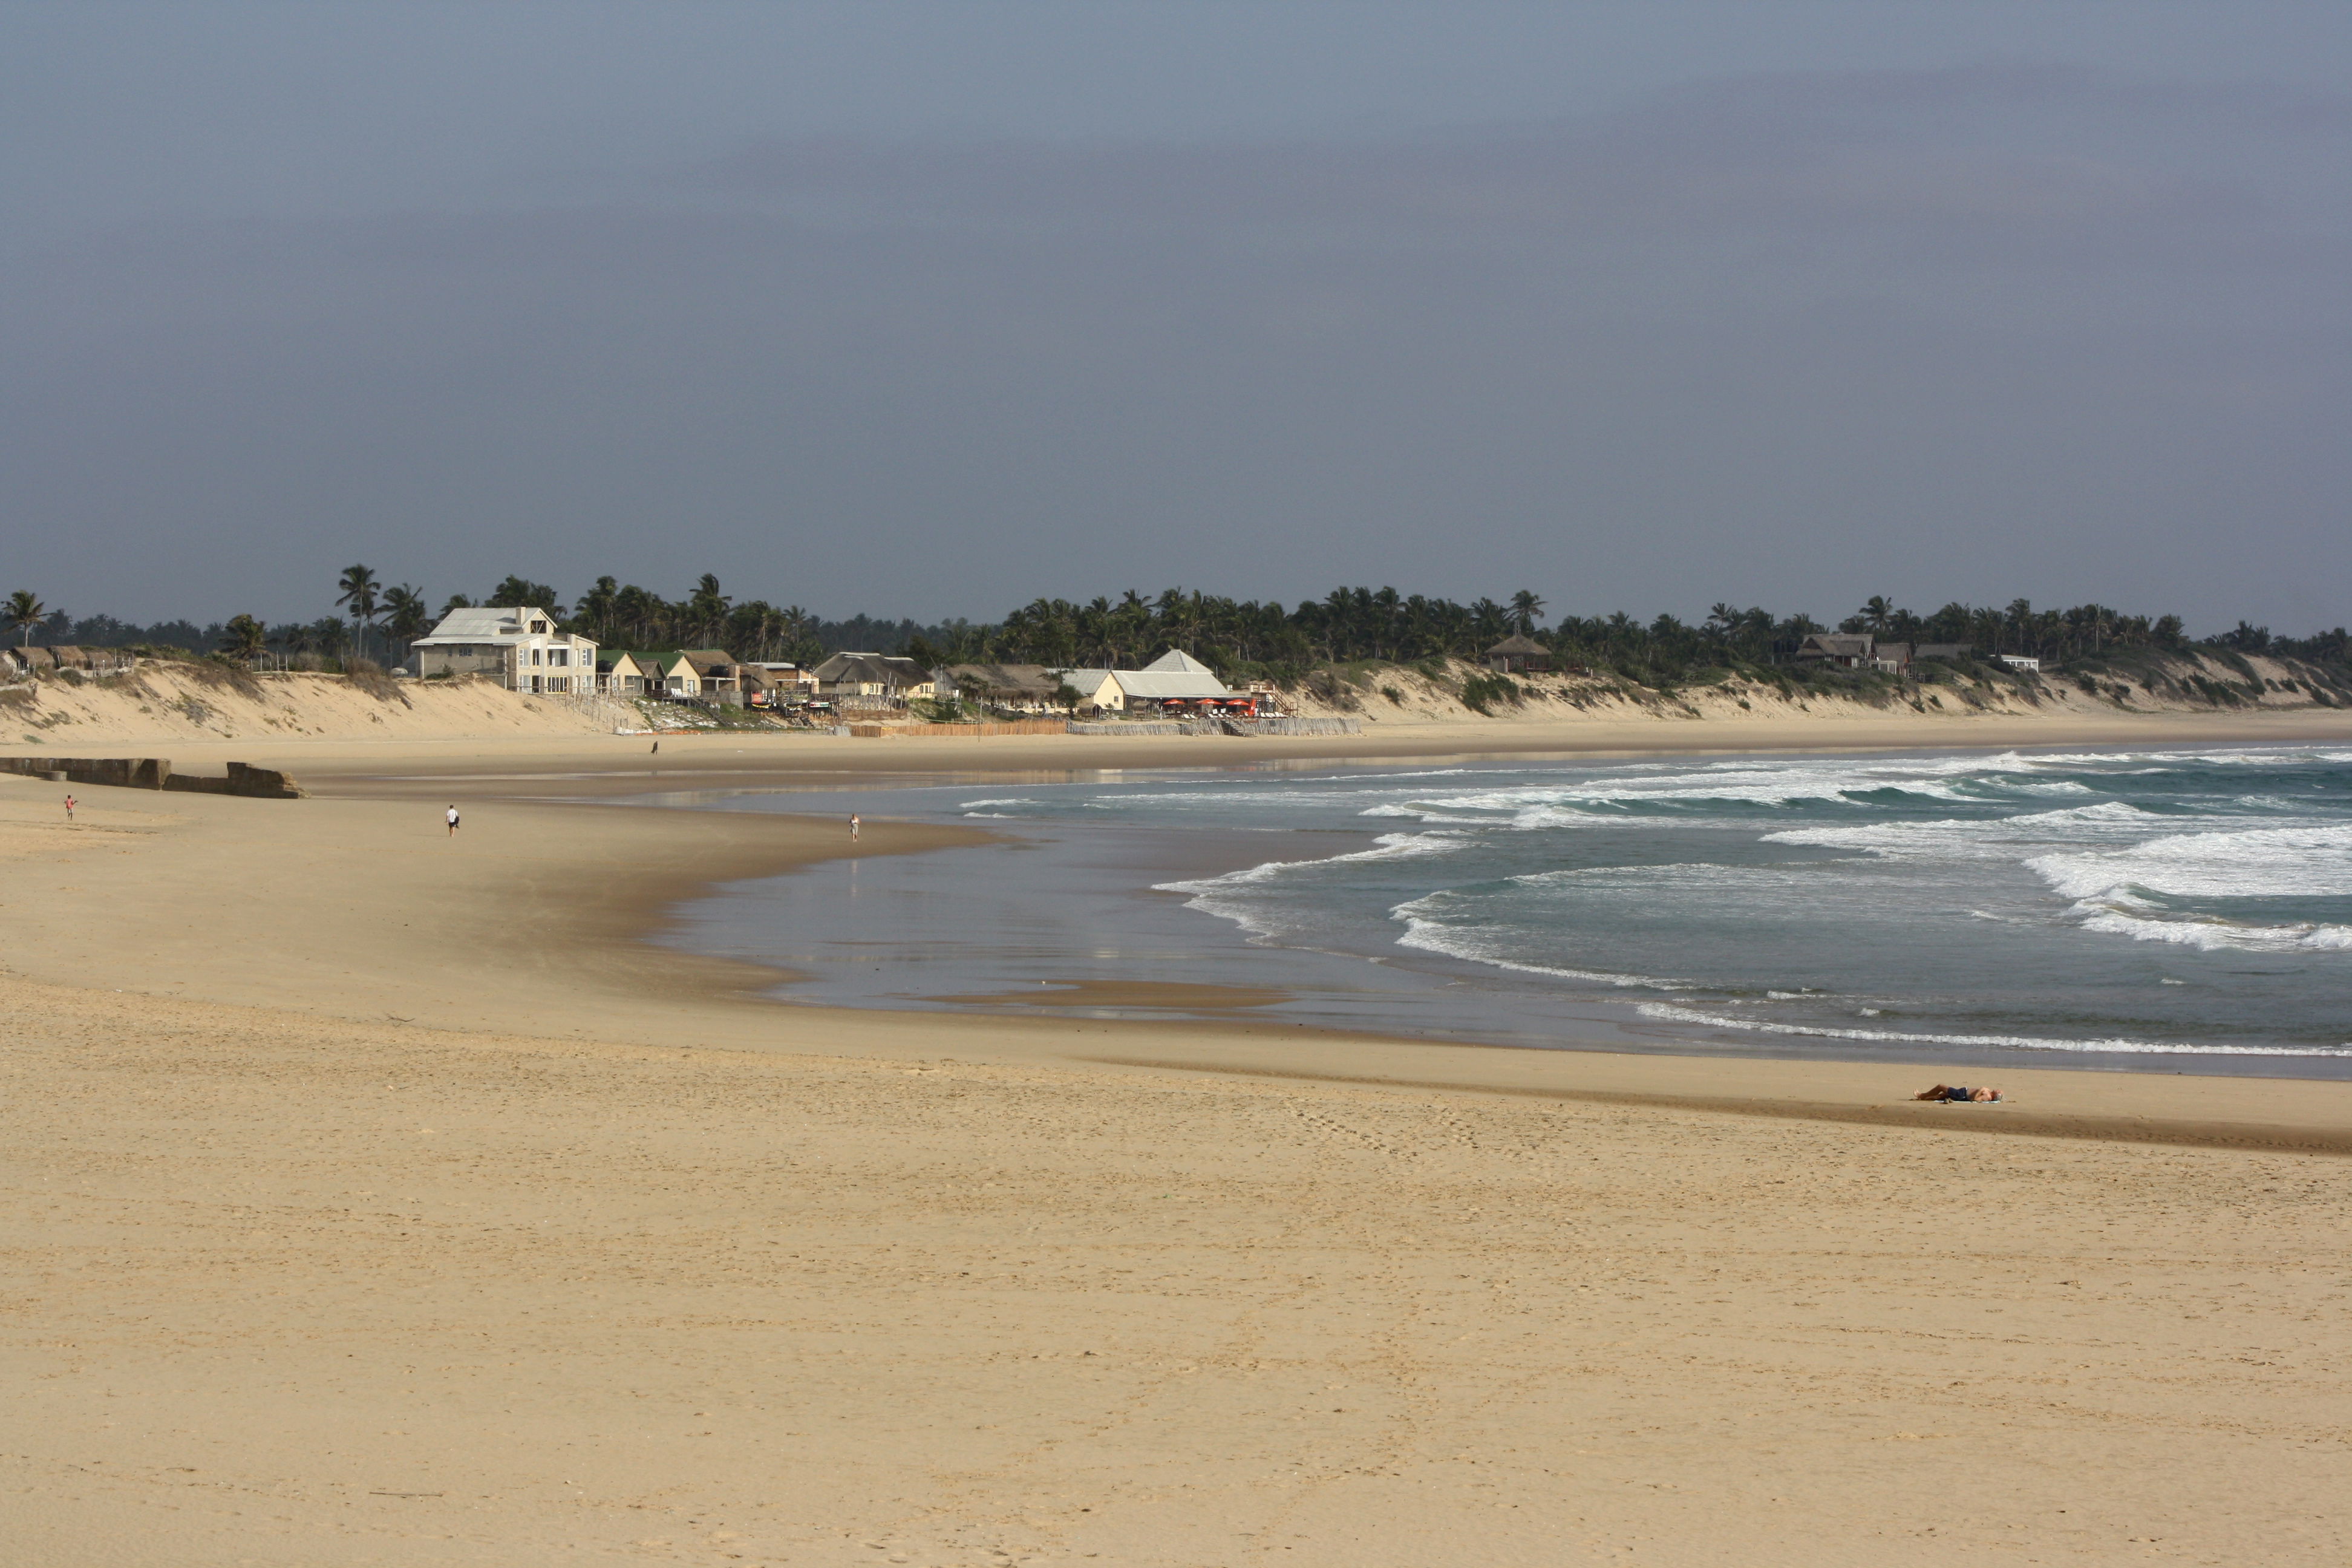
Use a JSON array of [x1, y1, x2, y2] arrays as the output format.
[[2028, 823, 2352, 902], [1154, 832, 1463, 940]]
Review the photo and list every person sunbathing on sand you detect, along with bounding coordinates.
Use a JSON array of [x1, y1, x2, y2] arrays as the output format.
[[1915, 1084, 2001, 1102]]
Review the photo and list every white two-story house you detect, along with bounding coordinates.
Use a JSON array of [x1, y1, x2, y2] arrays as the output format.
[[407, 606, 598, 694]]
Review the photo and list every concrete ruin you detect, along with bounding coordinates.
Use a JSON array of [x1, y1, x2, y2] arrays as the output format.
[[0, 756, 305, 799]]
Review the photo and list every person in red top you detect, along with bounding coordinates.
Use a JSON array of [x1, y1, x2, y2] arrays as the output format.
[[64, 794, 76, 821]]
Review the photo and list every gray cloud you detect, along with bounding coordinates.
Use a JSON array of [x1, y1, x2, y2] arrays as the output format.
[[5, 61, 2347, 632]]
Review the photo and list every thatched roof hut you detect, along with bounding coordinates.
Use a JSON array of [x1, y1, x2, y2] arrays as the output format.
[[942, 663, 1071, 707], [1485, 635, 1552, 673]]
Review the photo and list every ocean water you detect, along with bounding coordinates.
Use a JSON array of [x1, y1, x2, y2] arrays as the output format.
[[666, 745, 2352, 1076]]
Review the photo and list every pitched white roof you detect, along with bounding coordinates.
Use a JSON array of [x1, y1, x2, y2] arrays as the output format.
[[1111, 669, 1232, 700], [413, 606, 561, 644], [1143, 649, 1217, 674]]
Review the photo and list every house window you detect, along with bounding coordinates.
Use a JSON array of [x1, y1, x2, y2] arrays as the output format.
[[550, 648, 568, 667], [531, 621, 548, 633]]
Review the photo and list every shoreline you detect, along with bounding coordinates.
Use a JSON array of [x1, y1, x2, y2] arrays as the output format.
[[641, 733, 2352, 1089], [9, 721, 2350, 1112], [74, 700, 2352, 803]]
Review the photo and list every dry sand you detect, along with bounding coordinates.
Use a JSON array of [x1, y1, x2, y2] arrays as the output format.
[[3, 714, 2350, 1565]]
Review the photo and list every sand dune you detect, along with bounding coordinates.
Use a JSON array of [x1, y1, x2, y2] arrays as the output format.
[[6, 651, 2345, 765], [5, 665, 615, 750]]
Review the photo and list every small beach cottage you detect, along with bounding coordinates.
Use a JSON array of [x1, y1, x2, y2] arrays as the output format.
[[1794, 633, 1877, 670], [1485, 635, 1553, 674], [811, 653, 934, 708], [940, 663, 1074, 711], [1100, 650, 1244, 714], [1050, 668, 1125, 712], [596, 650, 651, 694], [627, 652, 705, 698], [677, 650, 746, 703]]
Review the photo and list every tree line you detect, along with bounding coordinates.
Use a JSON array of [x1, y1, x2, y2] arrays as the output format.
[[935, 588, 2344, 687], [8, 574, 2347, 688]]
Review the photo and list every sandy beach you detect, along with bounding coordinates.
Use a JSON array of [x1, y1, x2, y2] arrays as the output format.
[[5, 709, 2351, 1564]]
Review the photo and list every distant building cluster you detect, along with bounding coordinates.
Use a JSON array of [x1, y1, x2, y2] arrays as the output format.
[[1792, 635, 1976, 675], [941, 650, 1267, 717], [400, 604, 1272, 719], [2, 645, 137, 679]]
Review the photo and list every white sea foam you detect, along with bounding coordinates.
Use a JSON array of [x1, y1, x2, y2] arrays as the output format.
[[2235, 794, 2308, 812], [1988, 779, 2099, 797], [1340, 752, 2122, 828], [1760, 800, 2167, 860], [1508, 861, 1828, 897], [2072, 907, 2352, 953], [1635, 1003, 2352, 1057], [2028, 823, 2352, 901], [1997, 745, 2351, 769], [1153, 832, 1464, 939], [1392, 912, 1688, 989], [959, 796, 1050, 818]]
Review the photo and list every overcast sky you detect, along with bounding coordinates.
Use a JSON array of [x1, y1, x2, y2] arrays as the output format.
[[5, 2, 2348, 633]]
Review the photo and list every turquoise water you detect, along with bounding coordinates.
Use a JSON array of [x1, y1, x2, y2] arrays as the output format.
[[671, 744, 2352, 1075]]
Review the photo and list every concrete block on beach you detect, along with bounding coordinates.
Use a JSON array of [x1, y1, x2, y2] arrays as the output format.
[[0, 755, 304, 798]]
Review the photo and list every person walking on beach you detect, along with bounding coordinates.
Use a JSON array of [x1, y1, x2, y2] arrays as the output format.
[[446, 804, 460, 836], [64, 793, 76, 821], [651, 739, 659, 754], [849, 812, 861, 841]]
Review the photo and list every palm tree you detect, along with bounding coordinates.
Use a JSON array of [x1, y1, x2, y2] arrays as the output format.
[[1857, 596, 1895, 635], [336, 564, 381, 661], [380, 585, 431, 668], [578, 577, 619, 644], [6, 590, 45, 647], [740, 601, 783, 661], [219, 613, 269, 662], [2004, 598, 2035, 653], [687, 573, 731, 647], [487, 575, 561, 612], [778, 604, 821, 667], [1508, 590, 1547, 636]]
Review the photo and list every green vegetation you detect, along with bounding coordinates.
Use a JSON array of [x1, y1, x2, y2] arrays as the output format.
[[217, 613, 269, 659], [1458, 673, 1521, 714], [7, 590, 44, 647], [335, 563, 381, 662], [11, 572, 2351, 716]]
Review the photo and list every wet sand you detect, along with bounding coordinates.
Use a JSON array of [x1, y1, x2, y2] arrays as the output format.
[[4, 723, 2351, 1564], [130, 701, 2352, 804]]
